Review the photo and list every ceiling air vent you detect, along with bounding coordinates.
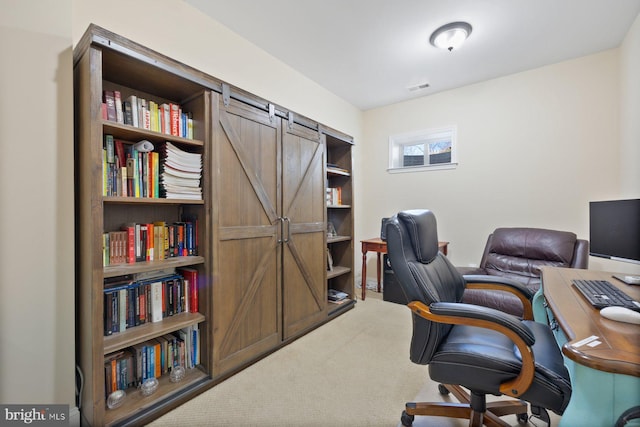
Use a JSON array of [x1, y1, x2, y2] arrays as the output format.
[[408, 83, 430, 92]]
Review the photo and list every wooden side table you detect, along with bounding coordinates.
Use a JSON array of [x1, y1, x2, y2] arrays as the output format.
[[360, 238, 449, 300]]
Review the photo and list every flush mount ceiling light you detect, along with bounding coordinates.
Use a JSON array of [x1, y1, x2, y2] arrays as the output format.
[[430, 22, 472, 51]]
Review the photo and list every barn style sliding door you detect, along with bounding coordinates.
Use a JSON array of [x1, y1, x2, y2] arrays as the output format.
[[211, 90, 326, 376]]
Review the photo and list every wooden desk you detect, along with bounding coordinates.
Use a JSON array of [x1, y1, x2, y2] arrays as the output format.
[[360, 238, 448, 301], [536, 267, 640, 426]]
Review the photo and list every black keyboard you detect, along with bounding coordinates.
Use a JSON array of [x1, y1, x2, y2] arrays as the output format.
[[573, 279, 640, 311]]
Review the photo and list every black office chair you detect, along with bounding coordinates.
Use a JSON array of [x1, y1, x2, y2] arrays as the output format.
[[385, 210, 572, 427]]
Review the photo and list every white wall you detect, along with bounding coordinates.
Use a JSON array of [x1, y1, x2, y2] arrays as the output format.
[[0, 0, 75, 410], [620, 13, 640, 196], [360, 48, 640, 277], [71, 0, 363, 142]]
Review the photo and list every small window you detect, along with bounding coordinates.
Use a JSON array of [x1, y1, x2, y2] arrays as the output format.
[[388, 126, 457, 172]]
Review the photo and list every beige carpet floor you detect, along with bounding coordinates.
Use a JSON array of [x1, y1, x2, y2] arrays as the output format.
[[149, 292, 560, 426]]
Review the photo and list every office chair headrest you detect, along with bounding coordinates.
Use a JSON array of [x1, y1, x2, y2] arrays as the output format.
[[398, 209, 440, 263]]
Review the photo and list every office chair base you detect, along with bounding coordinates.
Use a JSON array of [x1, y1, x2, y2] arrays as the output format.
[[401, 384, 529, 427]]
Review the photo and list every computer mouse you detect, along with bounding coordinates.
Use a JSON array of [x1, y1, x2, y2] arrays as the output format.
[[624, 275, 640, 285], [600, 306, 640, 325]]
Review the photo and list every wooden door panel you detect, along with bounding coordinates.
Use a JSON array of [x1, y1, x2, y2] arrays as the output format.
[[282, 124, 327, 339], [282, 231, 326, 337], [218, 110, 279, 227], [214, 237, 280, 373], [212, 98, 282, 375]]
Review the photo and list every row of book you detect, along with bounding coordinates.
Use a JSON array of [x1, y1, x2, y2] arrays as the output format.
[[102, 90, 194, 139], [104, 325, 200, 399], [103, 220, 197, 266], [326, 163, 350, 175], [103, 136, 202, 200], [326, 187, 343, 206], [103, 268, 199, 336], [328, 288, 351, 306]]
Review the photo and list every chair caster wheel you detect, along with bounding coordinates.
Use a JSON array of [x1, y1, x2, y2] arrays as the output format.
[[401, 410, 414, 426], [517, 413, 529, 423], [438, 384, 450, 395]]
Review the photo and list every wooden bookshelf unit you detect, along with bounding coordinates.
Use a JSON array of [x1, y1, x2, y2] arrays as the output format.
[[326, 134, 356, 314], [74, 25, 356, 426], [74, 25, 214, 426]]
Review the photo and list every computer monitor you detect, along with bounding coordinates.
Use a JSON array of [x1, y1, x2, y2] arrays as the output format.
[[589, 198, 640, 265]]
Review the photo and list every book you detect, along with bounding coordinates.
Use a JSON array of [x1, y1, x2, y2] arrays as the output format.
[[192, 323, 200, 366], [119, 287, 128, 332], [103, 90, 117, 121], [114, 91, 124, 124], [328, 289, 348, 301], [126, 94, 139, 128], [153, 221, 166, 260], [104, 135, 115, 164], [120, 166, 128, 197], [177, 267, 199, 313], [152, 152, 160, 198], [150, 281, 163, 323], [146, 223, 154, 261], [170, 103, 180, 136], [161, 103, 171, 135], [142, 99, 151, 130], [104, 291, 113, 335], [114, 140, 126, 166], [149, 100, 158, 132], [123, 101, 133, 125]]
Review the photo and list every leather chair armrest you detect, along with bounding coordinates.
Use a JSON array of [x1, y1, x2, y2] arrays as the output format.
[[463, 274, 535, 319], [571, 239, 589, 269], [456, 266, 486, 276], [408, 300, 536, 398]]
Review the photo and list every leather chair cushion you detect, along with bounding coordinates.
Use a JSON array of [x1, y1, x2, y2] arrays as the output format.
[[398, 210, 440, 263], [429, 320, 572, 414]]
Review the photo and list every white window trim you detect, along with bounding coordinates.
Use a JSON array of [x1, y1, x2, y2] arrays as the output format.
[[388, 125, 458, 173]]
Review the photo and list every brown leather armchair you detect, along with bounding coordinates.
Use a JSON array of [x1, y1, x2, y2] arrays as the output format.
[[458, 227, 589, 317]]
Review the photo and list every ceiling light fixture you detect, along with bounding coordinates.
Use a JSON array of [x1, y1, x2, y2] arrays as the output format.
[[430, 22, 472, 51]]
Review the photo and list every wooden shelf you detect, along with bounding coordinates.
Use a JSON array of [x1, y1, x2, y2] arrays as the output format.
[[328, 298, 356, 316], [104, 196, 204, 205], [103, 256, 205, 278], [326, 166, 350, 177], [103, 121, 204, 147], [104, 312, 205, 354], [327, 235, 351, 244], [327, 265, 351, 280], [104, 366, 210, 426]]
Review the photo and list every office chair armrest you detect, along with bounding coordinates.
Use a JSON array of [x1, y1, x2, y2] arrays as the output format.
[[463, 274, 535, 320], [429, 302, 535, 345], [408, 300, 536, 398]]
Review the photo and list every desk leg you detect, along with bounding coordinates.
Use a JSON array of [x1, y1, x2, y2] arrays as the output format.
[[376, 252, 381, 293], [361, 250, 367, 300]]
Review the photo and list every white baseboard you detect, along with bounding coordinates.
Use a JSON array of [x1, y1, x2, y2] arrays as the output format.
[[69, 406, 80, 427]]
